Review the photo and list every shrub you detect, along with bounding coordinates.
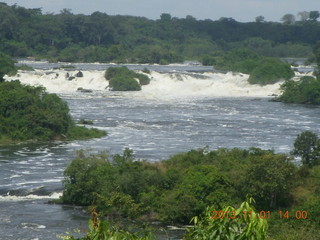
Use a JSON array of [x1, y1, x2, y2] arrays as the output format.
[[248, 58, 294, 85], [105, 66, 150, 91], [213, 48, 294, 85], [278, 76, 320, 104], [184, 197, 268, 240], [109, 75, 141, 91], [57, 207, 154, 240]]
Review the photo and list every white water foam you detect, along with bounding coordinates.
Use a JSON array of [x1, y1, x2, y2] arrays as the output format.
[[6, 69, 108, 93], [5, 69, 284, 99], [139, 71, 282, 99], [0, 192, 62, 201]]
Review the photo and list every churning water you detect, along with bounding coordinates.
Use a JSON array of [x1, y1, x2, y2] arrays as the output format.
[[0, 61, 319, 239]]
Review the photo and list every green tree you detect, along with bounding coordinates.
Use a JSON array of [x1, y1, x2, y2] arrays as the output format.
[[242, 154, 296, 209], [159, 165, 233, 223], [281, 14, 296, 24], [255, 16, 265, 23], [309, 11, 320, 21], [0, 52, 16, 82], [292, 131, 320, 167]]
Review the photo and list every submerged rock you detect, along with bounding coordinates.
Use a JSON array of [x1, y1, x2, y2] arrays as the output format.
[[77, 87, 92, 93]]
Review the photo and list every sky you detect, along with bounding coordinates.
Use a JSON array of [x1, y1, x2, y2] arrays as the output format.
[[2, 0, 319, 22]]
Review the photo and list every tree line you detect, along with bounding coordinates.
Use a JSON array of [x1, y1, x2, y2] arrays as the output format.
[[0, 3, 319, 63]]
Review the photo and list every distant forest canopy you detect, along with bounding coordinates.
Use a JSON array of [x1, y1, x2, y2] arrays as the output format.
[[0, 2, 319, 63]]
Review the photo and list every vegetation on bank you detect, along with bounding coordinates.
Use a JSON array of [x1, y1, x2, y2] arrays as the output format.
[[59, 130, 320, 239], [277, 41, 320, 104], [0, 80, 106, 144], [0, 3, 319, 64], [278, 76, 320, 104], [0, 52, 106, 144], [213, 48, 294, 85], [105, 67, 150, 91], [58, 198, 267, 240]]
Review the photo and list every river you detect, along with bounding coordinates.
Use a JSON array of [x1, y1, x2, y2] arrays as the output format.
[[0, 61, 319, 239]]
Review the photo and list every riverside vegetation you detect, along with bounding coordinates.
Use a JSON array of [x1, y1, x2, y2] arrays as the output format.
[[276, 41, 320, 104], [0, 53, 106, 144], [59, 130, 320, 239]]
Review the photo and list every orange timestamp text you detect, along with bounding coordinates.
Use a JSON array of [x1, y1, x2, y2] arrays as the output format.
[[212, 210, 308, 220]]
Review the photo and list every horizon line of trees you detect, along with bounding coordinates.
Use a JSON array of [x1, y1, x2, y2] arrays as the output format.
[[0, 3, 319, 63]]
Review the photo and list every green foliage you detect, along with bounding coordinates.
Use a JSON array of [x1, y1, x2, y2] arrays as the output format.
[[0, 52, 17, 81], [78, 118, 94, 125], [61, 147, 298, 226], [57, 208, 154, 240], [109, 76, 141, 91], [0, 81, 106, 143], [60, 142, 320, 239], [278, 76, 320, 104], [184, 197, 268, 240], [242, 154, 296, 209], [292, 131, 320, 166], [248, 58, 294, 85], [314, 41, 320, 80], [18, 64, 34, 71], [61, 148, 162, 219], [201, 55, 217, 66], [0, 3, 319, 63], [159, 165, 233, 223], [66, 126, 106, 140], [213, 48, 294, 85], [214, 48, 262, 73], [105, 67, 150, 91]]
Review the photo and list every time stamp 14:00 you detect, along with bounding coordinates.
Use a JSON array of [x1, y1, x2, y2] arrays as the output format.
[[212, 210, 309, 220]]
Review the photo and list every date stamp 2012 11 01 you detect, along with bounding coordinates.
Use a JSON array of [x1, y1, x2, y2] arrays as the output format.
[[212, 210, 308, 220]]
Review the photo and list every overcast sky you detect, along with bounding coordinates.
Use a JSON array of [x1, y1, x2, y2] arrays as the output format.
[[3, 0, 319, 22]]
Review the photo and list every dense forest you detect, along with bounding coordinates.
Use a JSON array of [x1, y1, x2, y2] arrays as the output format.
[[0, 2, 319, 64]]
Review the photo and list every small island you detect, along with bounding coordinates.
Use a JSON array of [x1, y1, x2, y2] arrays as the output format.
[[0, 53, 106, 144], [212, 48, 294, 85], [105, 66, 151, 91]]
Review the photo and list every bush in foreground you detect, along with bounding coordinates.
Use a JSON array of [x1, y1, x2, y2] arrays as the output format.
[[59, 132, 320, 239], [184, 197, 268, 240], [60, 147, 297, 224]]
